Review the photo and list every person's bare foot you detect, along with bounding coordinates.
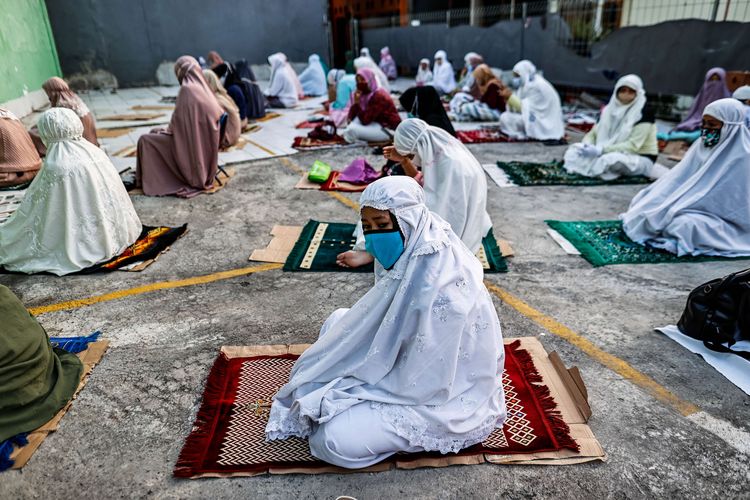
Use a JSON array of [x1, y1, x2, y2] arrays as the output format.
[[336, 250, 374, 268]]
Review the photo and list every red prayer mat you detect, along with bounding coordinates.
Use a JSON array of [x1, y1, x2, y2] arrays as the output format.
[[319, 171, 371, 192], [292, 135, 348, 150], [174, 339, 579, 478], [295, 120, 322, 129], [457, 129, 516, 144]]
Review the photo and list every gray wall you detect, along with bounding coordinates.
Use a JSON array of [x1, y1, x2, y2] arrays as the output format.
[[362, 17, 750, 96], [45, 0, 330, 87]]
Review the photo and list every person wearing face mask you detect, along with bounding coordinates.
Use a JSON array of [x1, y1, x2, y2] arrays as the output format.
[[337, 118, 492, 269], [458, 52, 484, 98], [621, 98, 750, 257], [266, 176, 507, 469], [449, 64, 511, 122], [673, 68, 730, 133], [354, 56, 390, 91], [432, 50, 456, 95], [341, 68, 401, 144], [732, 85, 750, 127], [563, 74, 663, 180], [498, 60, 564, 141]]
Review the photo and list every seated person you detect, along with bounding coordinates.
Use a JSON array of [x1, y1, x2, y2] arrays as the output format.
[[354, 56, 390, 91], [457, 52, 484, 98], [0, 285, 83, 444], [673, 67, 730, 133], [0, 108, 41, 187], [136, 56, 223, 198], [399, 86, 456, 136], [622, 99, 750, 257], [265, 53, 299, 108], [449, 64, 509, 122], [342, 68, 401, 144], [203, 69, 242, 148], [378, 46, 397, 80], [337, 118, 492, 268], [432, 50, 456, 95], [499, 60, 564, 141], [215, 59, 267, 120], [266, 176, 506, 469], [0, 108, 142, 275], [326, 69, 356, 127], [732, 85, 750, 127], [564, 74, 664, 180], [415, 58, 433, 87], [299, 54, 327, 97], [30, 77, 99, 156]]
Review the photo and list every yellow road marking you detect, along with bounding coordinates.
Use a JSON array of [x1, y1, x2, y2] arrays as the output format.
[[29, 263, 282, 316], [279, 157, 361, 212], [484, 281, 701, 417]]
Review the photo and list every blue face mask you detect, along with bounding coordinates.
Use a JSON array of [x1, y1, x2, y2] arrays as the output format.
[[364, 216, 405, 270], [511, 76, 521, 88]]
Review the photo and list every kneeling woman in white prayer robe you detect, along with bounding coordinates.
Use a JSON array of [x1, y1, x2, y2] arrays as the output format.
[[266, 176, 506, 469], [564, 74, 663, 180], [0, 108, 141, 275], [499, 60, 564, 141], [622, 98, 750, 257]]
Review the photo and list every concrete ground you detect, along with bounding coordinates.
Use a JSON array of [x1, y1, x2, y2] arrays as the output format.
[[2, 108, 749, 499]]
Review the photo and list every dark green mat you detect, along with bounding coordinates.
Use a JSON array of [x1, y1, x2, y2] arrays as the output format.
[[545, 219, 750, 267], [497, 160, 651, 186], [284, 220, 508, 273]]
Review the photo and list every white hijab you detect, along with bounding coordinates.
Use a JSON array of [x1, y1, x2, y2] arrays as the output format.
[[733, 85, 750, 127], [595, 74, 647, 147], [354, 56, 390, 91], [513, 60, 564, 140], [394, 118, 492, 253], [0, 108, 141, 275], [266, 176, 506, 454], [416, 58, 433, 85], [266, 53, 299, 107], [360, 47, 372, 60], [298, 54, 327, 97], [622, 98, 750, 257], [432, 50, 456, 94]]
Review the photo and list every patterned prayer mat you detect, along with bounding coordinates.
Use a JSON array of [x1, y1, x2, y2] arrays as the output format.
[[497, 161, 651, 186], [458, 130, 567, 146], [283, 220, 507, 273], [292, 135, 348, 150], [174, 339, 587, 478], [319, 171, 370, 193], [78, 224, 188, 273], [545, 220, 750, 267]]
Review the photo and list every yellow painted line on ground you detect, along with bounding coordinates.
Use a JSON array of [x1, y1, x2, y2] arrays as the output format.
[[484, 281, 701, 417], [29, 263, 282, 316], [279, 157, 361, 213], [244, 138, 279, 157]]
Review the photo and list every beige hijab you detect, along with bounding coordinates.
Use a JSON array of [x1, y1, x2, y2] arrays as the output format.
[[202, 69, 241, 147]]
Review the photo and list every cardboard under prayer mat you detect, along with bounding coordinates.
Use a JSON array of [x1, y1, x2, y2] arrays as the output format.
[[99, 113, 165, 121], [278, 220, 508, 273], [253, 112, 281, 123], [128, 168, 236, 196], [497, 161, 651, 186], [131, 104, 175, 111], [545, 220, 750, 267], [249, 226, 304, 263], [8, 341, 110, 469], [173, 337, 604, 478], [96, 127, 133, 139]]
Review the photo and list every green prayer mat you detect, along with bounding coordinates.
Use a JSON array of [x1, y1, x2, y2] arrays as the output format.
[[497, 160, 651, 186], [545, 220, 750, 267], [284, 220, 508, 273]]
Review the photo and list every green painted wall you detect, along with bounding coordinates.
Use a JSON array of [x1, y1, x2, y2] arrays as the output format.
[[0, 0, 61, 103]]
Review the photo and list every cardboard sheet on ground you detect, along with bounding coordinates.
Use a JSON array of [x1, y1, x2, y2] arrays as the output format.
[[128, 167, 236, 196], [175, 337, 604, 478], [9, 341, 110, 469], [249, 224, 514, 263], [656, 325, 750, 395]]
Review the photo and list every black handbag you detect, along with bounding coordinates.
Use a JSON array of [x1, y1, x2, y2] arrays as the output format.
[[677, 268, 750, 360]]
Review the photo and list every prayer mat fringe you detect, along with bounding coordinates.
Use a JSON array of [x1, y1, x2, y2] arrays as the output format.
[[49, 331, 101, 354], [173, 352, 232, 478], [507, 340, 579, 453]]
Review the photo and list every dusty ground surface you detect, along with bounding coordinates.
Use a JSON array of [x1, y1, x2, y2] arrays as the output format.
[[1, 95, 749, 500]]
